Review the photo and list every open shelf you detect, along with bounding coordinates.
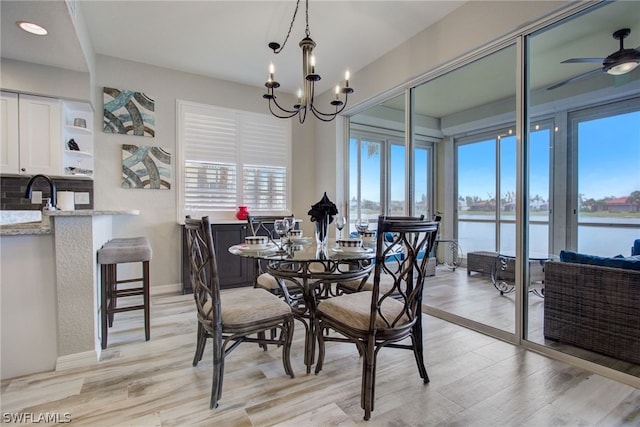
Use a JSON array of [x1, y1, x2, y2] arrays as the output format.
[[63, 125, 92, 135], [64, 150, 92, 157], [62, 100, 94, 179]]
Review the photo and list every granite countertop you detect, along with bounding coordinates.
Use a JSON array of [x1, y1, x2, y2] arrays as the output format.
[[0, 222, 53, 236], [0, 210, 140, 236], [46, 209, 140, 217]]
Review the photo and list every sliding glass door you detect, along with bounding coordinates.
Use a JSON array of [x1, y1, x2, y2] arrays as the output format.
[[457, 138, 497, 253], [348, 0, 639, 380], [413, 44, 518, 334], [526, 0, 640, 376], [572, 103, 640, 256]]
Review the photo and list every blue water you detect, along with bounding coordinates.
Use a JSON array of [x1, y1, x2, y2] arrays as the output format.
[[349, 214, 639, 257], [459, 217, 640, 257]]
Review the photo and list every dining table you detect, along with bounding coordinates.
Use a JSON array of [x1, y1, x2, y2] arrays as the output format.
[[229, 237, 376, 373]]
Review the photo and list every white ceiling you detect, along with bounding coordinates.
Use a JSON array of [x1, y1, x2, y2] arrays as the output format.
[[2, 1, 639, 120], [1, 0, 466, 95]]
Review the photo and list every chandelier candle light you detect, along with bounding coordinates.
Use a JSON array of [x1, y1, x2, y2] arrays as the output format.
[[263, 0, 353, 123]]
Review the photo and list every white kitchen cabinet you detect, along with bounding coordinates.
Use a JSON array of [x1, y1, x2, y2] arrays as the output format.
[[1, 92, 94, 179], [0, 92, 19, 174], [0, 91, 62, 176], [18, 94, 62, 176], [62, 100, 94, 178]]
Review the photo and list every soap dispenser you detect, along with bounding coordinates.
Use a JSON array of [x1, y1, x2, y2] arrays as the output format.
[[42, 198, 56, 226]]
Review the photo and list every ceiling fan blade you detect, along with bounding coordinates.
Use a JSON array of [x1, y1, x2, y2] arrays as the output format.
[[614, 73, 631, 87], [547, 68, 602, 90], [561, 58, 605, 63]]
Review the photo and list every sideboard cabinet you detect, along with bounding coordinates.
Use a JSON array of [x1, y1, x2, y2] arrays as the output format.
[[182, 222, 254, 293]]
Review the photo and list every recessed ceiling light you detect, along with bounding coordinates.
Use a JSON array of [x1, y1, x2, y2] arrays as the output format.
[[17, 21, 48, 36]]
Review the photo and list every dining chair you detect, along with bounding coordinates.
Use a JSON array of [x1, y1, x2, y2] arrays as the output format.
[[314, 215, 439, 420], [246, 214, 308, 344], [338, 214, 427, 294], [246, 214, 296, 294], [184, 216, 295, 409]]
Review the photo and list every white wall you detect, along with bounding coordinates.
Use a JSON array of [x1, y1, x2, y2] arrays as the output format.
[[347, 1, 566, 109], [93, 55, 314, 292], [0, 59, 91, 103]]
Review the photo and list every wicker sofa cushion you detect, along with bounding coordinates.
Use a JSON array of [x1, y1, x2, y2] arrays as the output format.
[[560, 250, 640, 271]]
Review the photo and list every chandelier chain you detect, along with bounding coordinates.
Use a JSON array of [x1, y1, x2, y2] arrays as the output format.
[[304, 0, 310, 37], [273, 0, 302, 54]]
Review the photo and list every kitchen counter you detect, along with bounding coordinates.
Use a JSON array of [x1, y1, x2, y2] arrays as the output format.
[[0, 210, 139, 236], [1, 209, 140, 378], [47, 209, 140, 217], [0, 222, 52, 236]]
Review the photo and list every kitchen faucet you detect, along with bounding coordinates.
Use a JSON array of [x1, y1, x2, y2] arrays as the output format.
[[24, 174, 57, 209]]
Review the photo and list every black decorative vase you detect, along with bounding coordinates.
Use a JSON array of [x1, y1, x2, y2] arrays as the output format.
[[314, 215, 329, 246]]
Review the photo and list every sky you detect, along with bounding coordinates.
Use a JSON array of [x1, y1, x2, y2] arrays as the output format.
[[453, 110, 639, 202], [351, 109, 639, 205]]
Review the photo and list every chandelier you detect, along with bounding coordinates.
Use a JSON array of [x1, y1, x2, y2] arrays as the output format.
[[263, 0, 353, 123]]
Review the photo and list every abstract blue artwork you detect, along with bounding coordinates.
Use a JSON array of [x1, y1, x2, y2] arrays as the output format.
[[104, 87, 155, 137], [122, 144, 171, 189]]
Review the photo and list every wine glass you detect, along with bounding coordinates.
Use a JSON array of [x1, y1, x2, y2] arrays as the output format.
[[355, 218, 369, 235], [273, 220, 288, 252], [282, 216, 294, 242], [335, 216, 346, 240]]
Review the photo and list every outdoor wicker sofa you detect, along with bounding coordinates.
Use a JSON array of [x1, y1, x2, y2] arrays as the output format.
[[543, 256, 640, 365]]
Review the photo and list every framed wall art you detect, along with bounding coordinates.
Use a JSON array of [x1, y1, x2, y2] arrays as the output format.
[[122, 144, 171, 189], [104, 87, 155, 137]]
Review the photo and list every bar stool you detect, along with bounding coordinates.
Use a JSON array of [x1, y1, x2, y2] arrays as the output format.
[[97, 236, 152, 349]]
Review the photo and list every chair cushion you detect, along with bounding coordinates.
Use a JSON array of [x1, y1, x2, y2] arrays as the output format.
[[256, 272, 280, 290], [317, 291, 409, 331], [256, 273, 300, 293], [339, 274, 396, 294], [98, 237, 152, 264], [203, 288, 291, 327], [308, 262, 326, 273]]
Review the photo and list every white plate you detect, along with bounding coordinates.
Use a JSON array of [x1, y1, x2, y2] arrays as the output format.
[[239, 243, 277, 252], [331, 246, 374, 254], [290, 236, 312, 244]]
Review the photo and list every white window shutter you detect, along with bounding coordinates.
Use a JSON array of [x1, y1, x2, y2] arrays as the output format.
[[178, 101, 291, 220]]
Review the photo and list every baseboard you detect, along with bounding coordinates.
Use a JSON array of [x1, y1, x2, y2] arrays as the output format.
[[55, 350, 98, 372], [151, 282, 182, 296]]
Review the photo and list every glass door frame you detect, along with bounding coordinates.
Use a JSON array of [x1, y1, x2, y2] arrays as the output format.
[[345, 0, 639, 388]]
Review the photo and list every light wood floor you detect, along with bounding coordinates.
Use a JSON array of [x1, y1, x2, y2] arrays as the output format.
[[1, 284, 639, 426], [425, 266, 640, 377]]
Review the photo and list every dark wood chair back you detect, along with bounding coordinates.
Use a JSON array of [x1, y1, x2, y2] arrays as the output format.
[[184, 216, 221, 332], [371, 216, 439, 329], [246, 214, 295, 241]]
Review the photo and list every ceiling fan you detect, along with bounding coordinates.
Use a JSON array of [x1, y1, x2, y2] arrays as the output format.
[[547, 28, 640, 90]]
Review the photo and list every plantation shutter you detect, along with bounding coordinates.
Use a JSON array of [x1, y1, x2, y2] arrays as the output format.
[[178, 101, 291, 220], [240, 113, 289, 211]]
